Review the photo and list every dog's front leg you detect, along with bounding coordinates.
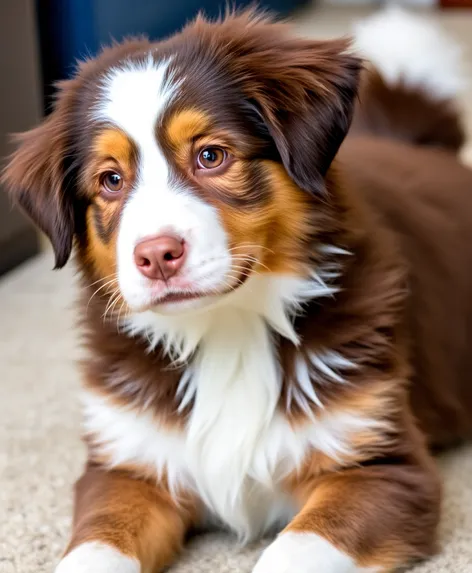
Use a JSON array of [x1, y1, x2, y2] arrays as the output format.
[[55, 463, 197, 573], [254, 461, 441, 573]]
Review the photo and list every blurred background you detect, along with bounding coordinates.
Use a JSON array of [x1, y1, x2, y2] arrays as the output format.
[[1, 1, 472, 572]]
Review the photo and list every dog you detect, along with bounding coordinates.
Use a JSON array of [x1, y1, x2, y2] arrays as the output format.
[[3, 7, 472, 573]]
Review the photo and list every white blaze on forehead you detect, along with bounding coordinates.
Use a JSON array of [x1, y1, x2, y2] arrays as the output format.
[[94, 56, 174, 138]]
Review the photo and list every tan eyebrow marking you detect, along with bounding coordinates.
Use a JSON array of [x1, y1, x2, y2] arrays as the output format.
[[93, 128, 136, 165], [166, 109, 211, 148]]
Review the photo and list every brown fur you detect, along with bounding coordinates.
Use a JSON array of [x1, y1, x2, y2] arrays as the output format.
[[352, 69, 466, 152], [287, 462, 440, 571], [3, 8, 472, 572], [67, 464, 199, 570], [339, 135, 472, 448]]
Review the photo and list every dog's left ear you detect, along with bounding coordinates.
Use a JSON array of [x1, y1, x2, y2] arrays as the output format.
[[239, 34, 361, 194]]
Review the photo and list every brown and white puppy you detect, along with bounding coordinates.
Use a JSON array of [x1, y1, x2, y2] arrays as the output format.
[[4, 7, 472, 573]]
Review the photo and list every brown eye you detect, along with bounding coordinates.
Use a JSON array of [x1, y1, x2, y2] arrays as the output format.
[[101, 171, 123, 194], [197, 147, 226, 170]]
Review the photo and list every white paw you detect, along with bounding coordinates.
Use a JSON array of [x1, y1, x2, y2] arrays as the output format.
[[55, 542, 140, 573], [253, 532, 377, 573]]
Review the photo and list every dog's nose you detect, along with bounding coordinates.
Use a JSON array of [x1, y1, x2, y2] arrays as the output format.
[[133, 235, 186, 281]]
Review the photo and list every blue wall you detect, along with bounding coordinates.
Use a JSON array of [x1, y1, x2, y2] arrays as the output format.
[[36, 0, 309, 110]]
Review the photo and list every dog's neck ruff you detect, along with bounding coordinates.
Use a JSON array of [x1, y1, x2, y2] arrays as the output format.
[[115, 269, 341, 539]]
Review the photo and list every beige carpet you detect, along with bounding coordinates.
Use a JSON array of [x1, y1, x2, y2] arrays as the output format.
[[2, 3, 472, 572]]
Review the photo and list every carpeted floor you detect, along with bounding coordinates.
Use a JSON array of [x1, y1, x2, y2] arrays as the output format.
[[1, 3, 472, 572]]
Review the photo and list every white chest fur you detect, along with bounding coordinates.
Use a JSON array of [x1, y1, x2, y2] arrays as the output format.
[[84, 307, 300, 540], [84, 382, 373, 541], [84, 277, 373, 541]]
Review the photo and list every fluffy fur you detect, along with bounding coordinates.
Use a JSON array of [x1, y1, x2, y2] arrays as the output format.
[[3, 8, 472, 573]]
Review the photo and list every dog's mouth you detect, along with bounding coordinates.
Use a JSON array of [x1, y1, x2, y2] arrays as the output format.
[[153, 290, 208, 305], [150, 260, 254, 308]]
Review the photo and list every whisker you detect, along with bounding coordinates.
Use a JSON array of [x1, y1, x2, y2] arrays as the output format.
[[105, 296, 122, 323], [102, 296, 118, 322], [86, 277, 118, 293], [87, 278, 119, 311], [229, 256, 262, 262], [228, 256, 270, 272], [229, 265, 262, 277], [197, 253, 270, 273], [102, 289, 121, 321], [230, 256, 270, 272], [116, 300, 128, 333], [228, 243, 274, 254], [86, 274, 118, 288], [225, 273, 246, 287], [109, 295, 125, 316], [224, 273, 254, 296]]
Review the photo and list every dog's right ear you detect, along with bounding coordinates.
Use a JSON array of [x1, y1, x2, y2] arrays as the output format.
[[1, 79, 79, 269]]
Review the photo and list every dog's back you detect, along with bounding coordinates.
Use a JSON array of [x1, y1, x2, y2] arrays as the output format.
[[342, 9, 472, 446]]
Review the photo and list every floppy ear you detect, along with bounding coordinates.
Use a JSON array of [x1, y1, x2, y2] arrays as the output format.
[[1, 79, 79, 268], [238, 33, 361, 194]]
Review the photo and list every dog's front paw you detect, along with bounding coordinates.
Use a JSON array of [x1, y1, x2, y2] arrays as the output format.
[[253, 532, 376, 573], [55, 542, 140, 573]]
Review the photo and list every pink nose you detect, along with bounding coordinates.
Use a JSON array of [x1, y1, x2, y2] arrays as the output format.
[[133, 235, 186, 281]]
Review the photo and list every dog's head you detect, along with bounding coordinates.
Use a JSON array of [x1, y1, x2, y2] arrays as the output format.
[[2, 11, 360, 317]]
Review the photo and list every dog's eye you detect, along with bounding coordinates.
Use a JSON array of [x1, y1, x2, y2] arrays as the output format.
[[197, 147, 226, 170], [101, 171, 123, 194]]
